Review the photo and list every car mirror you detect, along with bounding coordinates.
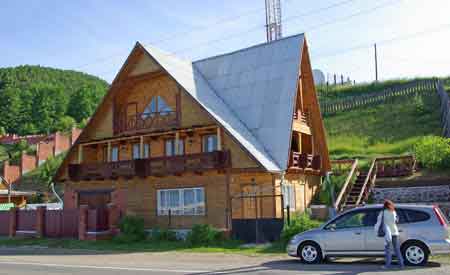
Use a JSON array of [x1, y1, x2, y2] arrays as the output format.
[[327, 224, 336, 231]]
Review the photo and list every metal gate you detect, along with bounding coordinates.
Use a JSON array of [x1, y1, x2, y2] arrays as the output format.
[[231, 191, 285, 243]]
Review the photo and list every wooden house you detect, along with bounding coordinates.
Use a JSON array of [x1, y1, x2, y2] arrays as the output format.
[[55, 33, 330, 239]]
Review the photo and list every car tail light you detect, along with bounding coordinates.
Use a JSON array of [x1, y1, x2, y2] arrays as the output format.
[[433, 206, 448, 227]]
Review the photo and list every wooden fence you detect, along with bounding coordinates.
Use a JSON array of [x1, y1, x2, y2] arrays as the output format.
[[437, 80, 450, 137], [320, 79, 437, 116]]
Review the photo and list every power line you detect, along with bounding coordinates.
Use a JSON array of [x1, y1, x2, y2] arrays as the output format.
[[74, 0, 360, 71]]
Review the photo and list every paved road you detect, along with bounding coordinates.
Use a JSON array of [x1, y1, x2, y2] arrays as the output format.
[[0, 247, 448, 274]]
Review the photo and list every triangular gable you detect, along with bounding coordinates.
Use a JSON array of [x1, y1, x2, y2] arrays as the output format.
[[194, 34, 304, 170], [140, 44, 281, 171]]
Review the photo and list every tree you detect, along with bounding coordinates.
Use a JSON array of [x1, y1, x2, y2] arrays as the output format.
[[67, 86, 98, 122], [56, 116, 76, 132], [0, 127, 6, 136]]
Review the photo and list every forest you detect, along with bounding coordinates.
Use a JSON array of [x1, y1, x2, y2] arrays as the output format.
[[0, 65, 108, 135]]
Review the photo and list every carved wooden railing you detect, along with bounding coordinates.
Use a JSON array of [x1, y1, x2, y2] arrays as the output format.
[[355, 159, 377, 206], [293, 110, 310, 125], [375, 155, 416, 178], [289, 152, 321, 170], [114, 111, 178, 134], [333, 159, 359, 212], [69, 151, 231, 181]]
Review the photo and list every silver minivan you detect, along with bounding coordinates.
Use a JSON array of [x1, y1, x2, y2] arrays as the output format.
[[287, 204, 450, 266]]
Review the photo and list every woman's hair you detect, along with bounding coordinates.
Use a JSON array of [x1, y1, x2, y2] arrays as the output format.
[[384, 199, 395, 211]]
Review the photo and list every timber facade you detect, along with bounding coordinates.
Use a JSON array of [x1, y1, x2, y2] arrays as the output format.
[[55, 33, 331, 236]]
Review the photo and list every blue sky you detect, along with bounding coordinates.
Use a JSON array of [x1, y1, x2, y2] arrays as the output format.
[[2, 0, 450, 83]]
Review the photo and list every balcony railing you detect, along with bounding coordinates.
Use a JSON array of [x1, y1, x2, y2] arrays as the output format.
[[293, 110, 310, 125], [114, 111, 178, 134], [289, 152, 321, 170], [68, 151, 231, 181]]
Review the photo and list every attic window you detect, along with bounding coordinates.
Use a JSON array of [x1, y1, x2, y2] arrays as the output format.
[[142, 96, 173, 119]]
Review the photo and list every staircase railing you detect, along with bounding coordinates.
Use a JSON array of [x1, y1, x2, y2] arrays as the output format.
[[437, 80, 450, 137], [333, 159, 358, 212], [355, 159, 377, 206]]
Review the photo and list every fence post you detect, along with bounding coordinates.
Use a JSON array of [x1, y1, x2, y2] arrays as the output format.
[[36, 206, 46, 238], [78, 205, 88, 240], [9, 207, 17, 238], [107, 203, 119, 236], [168, 209, 172, 228]]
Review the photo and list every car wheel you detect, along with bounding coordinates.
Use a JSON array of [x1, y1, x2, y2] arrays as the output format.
[[298, 242, 323, 264], [402, 241, 429, 266]]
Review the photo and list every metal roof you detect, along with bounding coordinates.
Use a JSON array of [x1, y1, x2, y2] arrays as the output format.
[[140, 34, 304, 171], [194, 34, 304, 170]]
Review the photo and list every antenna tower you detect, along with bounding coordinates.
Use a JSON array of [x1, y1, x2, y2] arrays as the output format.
[[265, 0, 282, 42]]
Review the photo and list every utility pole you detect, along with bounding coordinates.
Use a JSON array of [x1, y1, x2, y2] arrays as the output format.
[[374, 43, 378, 82]]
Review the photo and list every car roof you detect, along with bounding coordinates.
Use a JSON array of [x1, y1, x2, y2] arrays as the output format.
[[350, 204, 435, 211]]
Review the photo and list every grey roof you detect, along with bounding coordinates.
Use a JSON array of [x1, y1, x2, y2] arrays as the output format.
[[141, 34, 304, 171]]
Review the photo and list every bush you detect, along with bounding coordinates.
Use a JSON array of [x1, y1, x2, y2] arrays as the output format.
[[280, 213, 322, 245], [413, 136, 450, 169], [149, 228, 178, 242], [186, 224, 224, 247], [116, 215, 146, 242]]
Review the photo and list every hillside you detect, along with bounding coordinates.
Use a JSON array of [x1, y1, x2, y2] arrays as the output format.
[[0, 65, 108, 135], [321, 79, 444, 160]]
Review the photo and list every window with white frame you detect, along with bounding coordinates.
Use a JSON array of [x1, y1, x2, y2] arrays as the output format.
[[132, 144, 140, 160], [111, 146, 119, 162], [165, 139, 184, 156], [282, 184, 296, 209], [202, 134, 218, 153], [157, 187, 205, 216]]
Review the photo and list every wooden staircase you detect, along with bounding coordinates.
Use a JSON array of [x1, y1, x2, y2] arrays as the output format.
[[333, 155, 416, 212]]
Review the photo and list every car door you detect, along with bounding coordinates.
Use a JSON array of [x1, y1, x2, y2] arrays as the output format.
[[322, 210, 368, 253], [364, 208, 408, 252]]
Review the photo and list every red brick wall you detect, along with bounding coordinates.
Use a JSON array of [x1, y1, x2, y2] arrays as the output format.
[[37, 140, 54, 165], [3, 161, 21, 184], [54, 132, 71, 155], [21, 154, 37, 175], [71, 128, 82, 145]]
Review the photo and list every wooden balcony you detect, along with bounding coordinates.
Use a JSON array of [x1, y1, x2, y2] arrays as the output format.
[[293, 110, 310, 125], [113, 111, 178, 134], [289, 152, 321, 171], [68, 151, 231, 181]]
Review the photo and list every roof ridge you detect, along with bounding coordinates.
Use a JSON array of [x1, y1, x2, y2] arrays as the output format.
[[193, 33, 305, 64]]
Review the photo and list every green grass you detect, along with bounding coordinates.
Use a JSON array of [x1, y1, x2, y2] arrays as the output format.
[[0, 237, 285, 255], [324, 92, 442, 160]]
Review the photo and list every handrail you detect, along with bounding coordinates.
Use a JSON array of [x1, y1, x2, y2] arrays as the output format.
[[355, 159, 377, 206], [334, 159, 358, 211]]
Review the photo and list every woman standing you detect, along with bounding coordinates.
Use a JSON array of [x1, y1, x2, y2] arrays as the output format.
[[375, 200, 405, 269]]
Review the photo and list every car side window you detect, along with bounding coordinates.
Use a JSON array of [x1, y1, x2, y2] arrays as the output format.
[[396, 209, 408, 224], [328, 211, 366, 229], [403, 209, 430, 223], [363, 209, 381, 227]]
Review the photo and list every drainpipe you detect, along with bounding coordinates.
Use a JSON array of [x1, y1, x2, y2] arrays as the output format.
[[325, 171, 337, 218], [50, 182, 63, 206]]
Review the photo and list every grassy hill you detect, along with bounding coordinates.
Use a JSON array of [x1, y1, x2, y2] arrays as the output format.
[[320, 78, 445, 160], [0, 65, 108, 135]]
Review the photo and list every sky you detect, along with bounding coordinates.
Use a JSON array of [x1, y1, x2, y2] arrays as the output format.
[[1, 0, 450, 84]]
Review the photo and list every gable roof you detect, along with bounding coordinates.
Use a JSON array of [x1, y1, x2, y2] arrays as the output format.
[[141, 33, 305, 171]]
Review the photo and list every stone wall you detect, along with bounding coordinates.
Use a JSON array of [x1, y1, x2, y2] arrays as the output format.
[[372, 185, 450, 219]]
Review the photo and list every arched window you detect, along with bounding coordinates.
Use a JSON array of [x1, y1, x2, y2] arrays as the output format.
[[142, 96, 173, 118]]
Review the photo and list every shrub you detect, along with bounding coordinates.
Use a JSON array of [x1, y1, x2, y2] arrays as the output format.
[[186, 224, 224, 247], [116, 215, 146, 242], [413, 136, 450, 169], [150, 228, 178, 242], [280, 213, 322, 245]]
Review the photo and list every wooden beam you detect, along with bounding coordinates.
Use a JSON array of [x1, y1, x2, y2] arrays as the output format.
[[107, 142, 111, 162], [78, 145, 83, 164], [175, 132, 180, 155], [217, 127, 222, 151], [79, 125, 218, 147]]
